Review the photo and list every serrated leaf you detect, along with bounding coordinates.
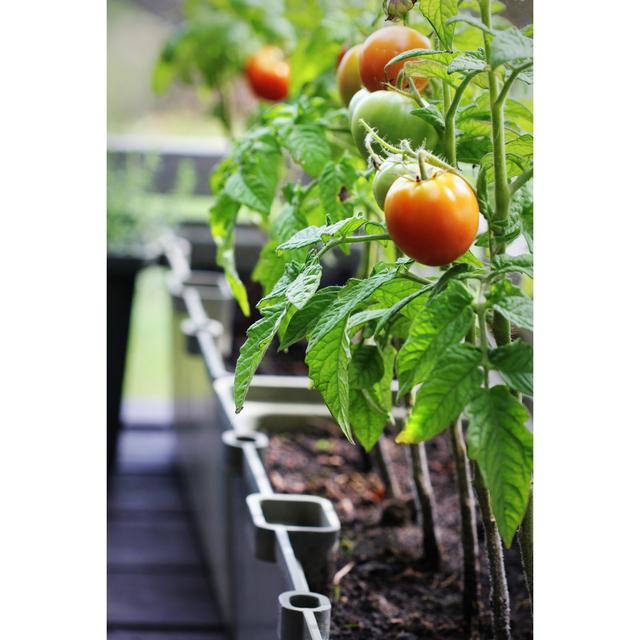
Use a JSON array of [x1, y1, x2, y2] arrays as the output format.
[[491, 253, 533, 278], [349, 344, 385, 389], [277, 215, 366, 252], [308, 268, 399, 351], [411, 105, 446, 133], [350, 345, 395, 451], [397, 343, 483, 443], [258, 261, 303, 309], [489, 280, 533, 331], [419, 0, 458, 49], [404, 52, 458, 85], [374, 285, 431, 336], [466, 386, 532, 546], [281, 286, 340, 349], [347, 309, 388, 334], [397, 281, 475, 395], [385, 48, 447, 68], [447, 50, 486, 74], [281, 124, 332, 177], [490, 27, 533, 69], [286, 259, 323, 310], [306, 318, 353, 442], [455, 250, 485, 267], [234, 302, 289, 411], [489, 341, 533, 396]]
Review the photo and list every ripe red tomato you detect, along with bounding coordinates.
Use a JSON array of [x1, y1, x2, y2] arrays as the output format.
[[359, 26, 430, 92], [384, 171, 479, 266], [246, 46, 289, 101], [336, 44, 363, 106]]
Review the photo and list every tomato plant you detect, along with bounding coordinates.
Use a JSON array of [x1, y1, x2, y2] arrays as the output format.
[[205, 1, 533, 638], [246, 46, 290, 101]]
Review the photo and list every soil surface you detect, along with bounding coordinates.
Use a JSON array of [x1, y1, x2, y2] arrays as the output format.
[[263, 420, 533, 639]]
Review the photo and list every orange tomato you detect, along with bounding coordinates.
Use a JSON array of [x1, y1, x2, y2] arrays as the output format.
[[246, 46, 289, 101], [359, 25, 430, 92], [336, 44, 363, 106], [384, 171, 479, 266]]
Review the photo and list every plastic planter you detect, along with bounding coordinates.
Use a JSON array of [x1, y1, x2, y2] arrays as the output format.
[[166, 276, 342, 638]]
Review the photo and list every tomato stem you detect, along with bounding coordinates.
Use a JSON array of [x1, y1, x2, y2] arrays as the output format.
[[316, 232, 390, 258], [496, 61, 533, 108], [359, 119, 404, 155], [417, 150, 430, 180]]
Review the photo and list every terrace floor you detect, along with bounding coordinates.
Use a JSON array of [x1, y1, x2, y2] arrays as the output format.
[[107, 408, 227, 640]]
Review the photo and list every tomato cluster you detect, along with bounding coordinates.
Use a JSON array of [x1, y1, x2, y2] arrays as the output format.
[[334, 26, 478, 266]]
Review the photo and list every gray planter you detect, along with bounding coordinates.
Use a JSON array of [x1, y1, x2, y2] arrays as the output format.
[[165, 234, 339, 640]]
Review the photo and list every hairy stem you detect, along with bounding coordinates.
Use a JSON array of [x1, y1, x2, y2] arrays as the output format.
[[449, 419, 479, 632], [442, 81, 456, 166], [474, 468, 512, 640], [408, 443, 442, 570]]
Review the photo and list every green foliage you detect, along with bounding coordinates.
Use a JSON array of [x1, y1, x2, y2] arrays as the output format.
[[397, 344, 483, 443], [210, 0, 535, 549], [466, 386, 533, 547]]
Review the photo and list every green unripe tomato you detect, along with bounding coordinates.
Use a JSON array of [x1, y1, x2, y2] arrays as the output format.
[[350, 90, 438, 158], [348, 88, 369, 122], [372, 155, 418, 209]]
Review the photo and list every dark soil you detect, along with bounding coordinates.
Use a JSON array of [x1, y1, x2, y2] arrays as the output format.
[[263, 421, 533, 639]]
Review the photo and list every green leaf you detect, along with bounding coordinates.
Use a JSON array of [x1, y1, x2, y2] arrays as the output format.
[[397, 281, 475, 396], [404, 52, 458, 85], [350, 345, 395, 451], [258, 261, 303, 309], [280, 286, 340, 350], [307, 268, 399, 351], [447, 50, 487, 74], [490, 27, 533, 69], [277, 215, 366, 252], [281, 124, 332, 178], [234, 302, 289, 412], [491, 253, 533, 278], [286, 258, 323, 310], [419, 0, 458, 49], [466, 386, 532, 546], [348, 344, 385, 390], [489, 341, 533, 397], [397, 344, 483, 443], [411, 104, 446, 133], [306, 318, 353, 442], [455, 250, 485, 268], [374, 285, 431, 336], [489, 280, 533, 332]]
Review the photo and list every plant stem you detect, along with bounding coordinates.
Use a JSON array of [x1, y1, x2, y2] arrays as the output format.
[[441, 81, 456, 166], [474, 467, 512, 640], [408, 443, 442, 570], [449, 419, 479, 632], [480, 3, 533, 598], [417, 150, 430, 180], [372, 437, 401, 498], [518, 488, 534, 605], [495, 61, 533, 108], [510, 167, 533, 196], [317, 233, 390, 258], [359, 119, 404, 155]]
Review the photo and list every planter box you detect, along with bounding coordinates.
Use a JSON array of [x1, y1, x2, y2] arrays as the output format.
[[165, 263, 340, 639]]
